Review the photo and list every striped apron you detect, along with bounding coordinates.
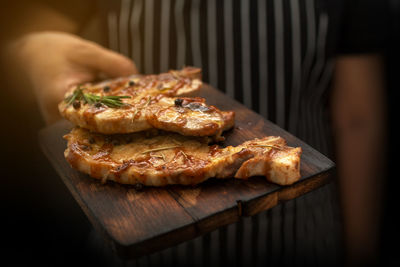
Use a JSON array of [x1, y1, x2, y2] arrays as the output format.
[[90, 0, 344, 265]]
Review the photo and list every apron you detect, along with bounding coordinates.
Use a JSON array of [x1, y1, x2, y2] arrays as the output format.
[[92, 0, 344, 265]]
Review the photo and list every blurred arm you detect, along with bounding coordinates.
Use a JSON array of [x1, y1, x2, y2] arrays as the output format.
[[0, 1, 137, 125], [331, 54, 386, 265]]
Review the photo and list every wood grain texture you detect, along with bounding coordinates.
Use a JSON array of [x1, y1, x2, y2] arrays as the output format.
[[38, 84, 335, 259]]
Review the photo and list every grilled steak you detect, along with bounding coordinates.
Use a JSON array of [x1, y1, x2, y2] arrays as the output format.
[[64, 127, 302, 186], [58, 67, 234, 138]]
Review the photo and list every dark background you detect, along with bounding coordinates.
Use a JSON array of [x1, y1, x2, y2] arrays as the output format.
[[0, 1, 399, 266], [380, 0, 400, 264]]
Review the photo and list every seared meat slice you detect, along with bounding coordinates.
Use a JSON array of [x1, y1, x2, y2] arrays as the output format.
[[58, 67, 234, 138], [64, 127, 302, 186], [146, 97, 234, 139]]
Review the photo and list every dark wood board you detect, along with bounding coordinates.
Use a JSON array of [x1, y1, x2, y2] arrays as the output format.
[[38, 84, 335, 259]]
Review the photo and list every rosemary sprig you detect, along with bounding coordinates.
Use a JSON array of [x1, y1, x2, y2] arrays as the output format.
[[153, 152, 167, 162], [132, 109, 139, 120], [249, 144, 283, 150], [65, 86, 131, 108], [171, 139, 182, 146], [160, 152, 166, 161], [131, 96, 152, 121], [180, 150, 189, 160], [143, 96, 152, 107], [141, 146, 180, 154]]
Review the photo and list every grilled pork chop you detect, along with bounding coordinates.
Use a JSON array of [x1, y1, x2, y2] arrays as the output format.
[[64, 127, 302, 186], [58, 67, 234, 138]]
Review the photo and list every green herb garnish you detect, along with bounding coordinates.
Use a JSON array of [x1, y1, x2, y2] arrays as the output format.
[[65, 86, 131, 108]]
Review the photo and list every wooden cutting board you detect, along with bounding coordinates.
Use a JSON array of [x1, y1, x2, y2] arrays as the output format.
[[38, 84, 335, 259]]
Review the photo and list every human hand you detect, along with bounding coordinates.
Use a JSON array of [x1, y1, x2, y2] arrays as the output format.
[[8, 31, 138, 124]]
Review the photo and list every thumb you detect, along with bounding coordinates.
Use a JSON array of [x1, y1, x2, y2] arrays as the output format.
[[70, 41, 138, 78]]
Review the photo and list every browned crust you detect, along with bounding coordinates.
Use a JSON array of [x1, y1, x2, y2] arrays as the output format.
[[145, 97, 235, 138], [64, 128, 302, 187], [58, 67, 234, 137]]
